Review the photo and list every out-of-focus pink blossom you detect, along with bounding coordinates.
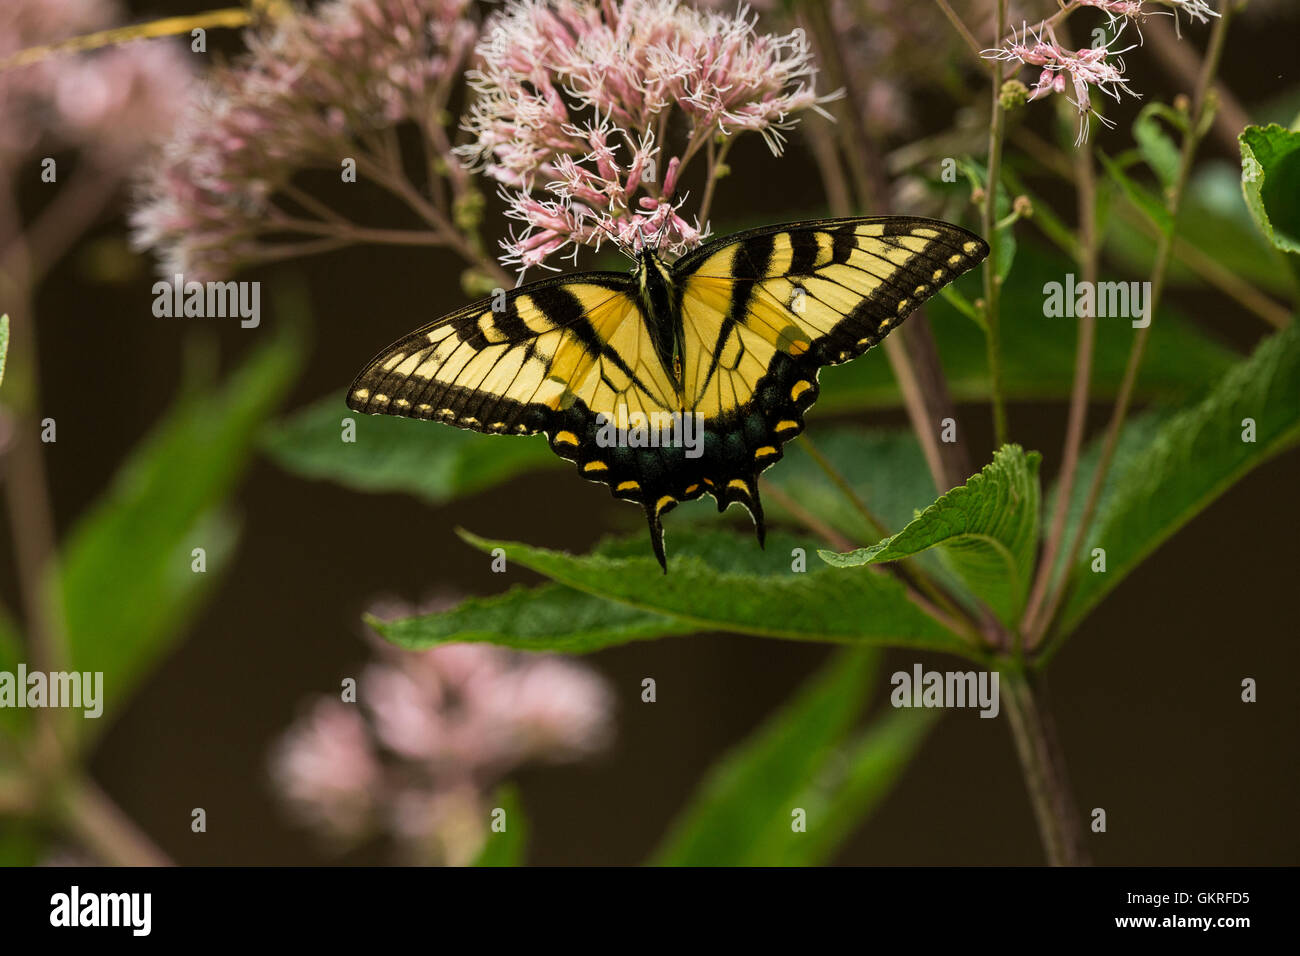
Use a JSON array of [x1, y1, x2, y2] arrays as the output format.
[[270, 597, 613, 864], [459, 0, 837, 273], [0, 0, 192, 172], [269, 699, 382, 843], [131, 0, 480, 280], [389, 783, 485, 866]]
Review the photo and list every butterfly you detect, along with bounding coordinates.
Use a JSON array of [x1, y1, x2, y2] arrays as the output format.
[[348, 217, 988, 570]]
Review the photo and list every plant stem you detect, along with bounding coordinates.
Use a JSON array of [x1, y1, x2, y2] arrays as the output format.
[[803, 117, 854, 217], [761, 479, 855, 552], [1031, 3, 1237, 649], [58, 777, 174, 866], [933, 0, 984, 61], [1144, 13, 1253, 158], [353, 152, 511, 285], [1008, 128, 1291, 330], [0, 8, 254, 71], [1, 183, 175, 868], [982, 0, 1010, 449], [0, 186, 66, 680], [761, 480, 981, 645], [802, 0, 972, 493], [1000, 666, 1090, 865], [0, 163, 120, 287], [799, 434, 889, 540], [263, 215, 448, 247], [697, 137, 733, 226], [1022, 71, 1099, 640], [798, 435, 977, 633]]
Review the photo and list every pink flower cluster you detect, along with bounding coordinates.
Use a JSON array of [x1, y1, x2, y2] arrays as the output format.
[[0, 0, 191, 172], [270, 600, 613, 865], [984, 1, 1219, 144], [986, 19, 1140, 144], [459, 0, 836, 273], [131, 0, 479, 279]]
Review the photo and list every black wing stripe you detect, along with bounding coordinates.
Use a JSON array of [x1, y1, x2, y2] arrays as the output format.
[[788, 229, 821, 276], [695, 232, 775, 403]]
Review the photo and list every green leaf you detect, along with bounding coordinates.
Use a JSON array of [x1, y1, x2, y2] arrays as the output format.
[[762, 708, 938, 866], [1044, 409, 1170, 594], [59, 328, 301, 728], [374, 581, 695, 654], [1134, 103, 1182, 191], [472, 784, 527, 867], [1239, 124, 1300, 256], [1104, 163, 1295, 298], [819, 445, 1041, 627], [1059, 322, 1300, 637], [0, 314, 8, 388], [651, 648, 879, 865], [457, 528, 971, 653], [263, 393, 560, 505], [1098, 149, 1173, 235]]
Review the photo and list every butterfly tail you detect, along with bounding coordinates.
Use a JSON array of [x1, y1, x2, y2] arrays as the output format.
[[749, 480, 766, 549], [644, 502, 670, 573]]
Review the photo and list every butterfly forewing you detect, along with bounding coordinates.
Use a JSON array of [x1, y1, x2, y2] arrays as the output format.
[[676, 217, 989, 374], [350, 276, 661, 431], [666, 217, 988, 529]]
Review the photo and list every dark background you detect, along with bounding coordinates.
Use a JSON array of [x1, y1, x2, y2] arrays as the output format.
[[1, 1, 1297, 864]]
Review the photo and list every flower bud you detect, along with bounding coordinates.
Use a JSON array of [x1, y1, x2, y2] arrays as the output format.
[[999, 79, 1030, 111]]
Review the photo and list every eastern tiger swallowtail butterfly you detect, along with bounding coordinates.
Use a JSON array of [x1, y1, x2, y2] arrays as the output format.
[[348, 217, 988, 570]]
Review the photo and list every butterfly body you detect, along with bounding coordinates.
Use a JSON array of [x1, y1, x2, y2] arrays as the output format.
[[634, 247, 685, 388], [349, 217, 988, 570]]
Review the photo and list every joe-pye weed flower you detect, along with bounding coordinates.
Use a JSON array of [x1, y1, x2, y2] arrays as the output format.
[[459, 0, 840, 273]]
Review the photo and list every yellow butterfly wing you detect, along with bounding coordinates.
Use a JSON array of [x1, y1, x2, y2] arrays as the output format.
[[349, 217, 987, 571], [349, 276, 673, 430]]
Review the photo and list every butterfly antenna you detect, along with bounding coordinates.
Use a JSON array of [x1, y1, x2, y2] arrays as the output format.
[[591, 217, 636, 264]]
